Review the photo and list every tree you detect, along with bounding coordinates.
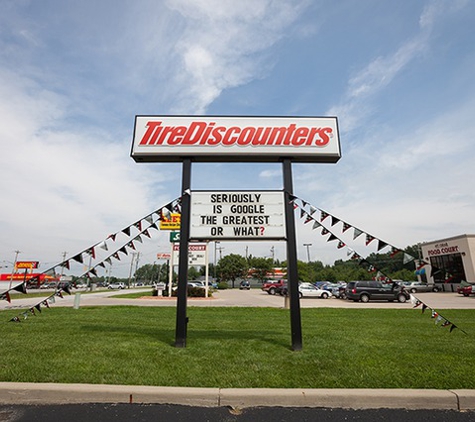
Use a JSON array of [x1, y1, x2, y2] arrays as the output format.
[[248, 256, 274, 284], [216, 254, 248, 288]]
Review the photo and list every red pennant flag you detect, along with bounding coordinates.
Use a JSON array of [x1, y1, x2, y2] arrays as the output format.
[[337, 241, 346, 249], [342, 222, 351, 233], [365, 234, 375, 246], [320, 211, 329, 222], [134, 221, 142, 231], [390, 247, 400, 258], [108, 233, 117, 241]]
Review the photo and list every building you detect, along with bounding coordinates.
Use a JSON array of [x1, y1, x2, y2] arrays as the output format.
[[419, 234, 475, 289]]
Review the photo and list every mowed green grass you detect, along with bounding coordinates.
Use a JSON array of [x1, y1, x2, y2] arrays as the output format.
[[1, 306, 474, 389]]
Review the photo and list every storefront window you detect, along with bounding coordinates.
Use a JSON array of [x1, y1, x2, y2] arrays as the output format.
[[430, 253, 466, 283]]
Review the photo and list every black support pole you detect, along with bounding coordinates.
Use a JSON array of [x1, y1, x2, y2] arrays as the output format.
[[282, 159, 303, 351], [175, 159, 192, 347]]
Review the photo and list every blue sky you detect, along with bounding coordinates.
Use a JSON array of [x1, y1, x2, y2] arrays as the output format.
[[1, 0, 474, 277]]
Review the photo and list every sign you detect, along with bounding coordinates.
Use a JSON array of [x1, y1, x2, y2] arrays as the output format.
[[156, 253, 171, 260], [131, 116, 341, 163], [159, 213, 181, 230], [14, 261, 39, 270], [170, 232, 180, 243], [190, 191, 286, 240], [172, 244, 207, 266]]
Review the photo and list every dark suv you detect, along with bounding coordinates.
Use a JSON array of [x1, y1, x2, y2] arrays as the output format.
[[345, 281, 409, 303]]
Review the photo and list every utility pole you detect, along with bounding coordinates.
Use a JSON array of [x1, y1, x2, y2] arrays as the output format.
[[128, 252, 137, 288], [304, 243, 312, 263], [133, 252, 140, 286]]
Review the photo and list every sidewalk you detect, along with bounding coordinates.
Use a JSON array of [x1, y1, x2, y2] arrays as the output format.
[[0, 382, 474, 411]]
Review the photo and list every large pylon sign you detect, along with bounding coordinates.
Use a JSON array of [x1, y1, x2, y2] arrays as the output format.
[[131, 115, 341, 350]]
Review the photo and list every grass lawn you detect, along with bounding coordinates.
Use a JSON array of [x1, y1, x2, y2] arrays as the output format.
[[1, 306, 474, 389]]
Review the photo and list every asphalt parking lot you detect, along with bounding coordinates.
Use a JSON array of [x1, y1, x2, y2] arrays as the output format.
[[2, 287, 474, 311]]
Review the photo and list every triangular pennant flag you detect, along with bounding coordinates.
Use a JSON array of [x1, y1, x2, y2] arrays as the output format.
[[421, 303, 427, 313], [72, 253, 84, 264], [450, 325, 457, 333], [119, 246, 128, 256], [127, 241, 136, 251], [347, 247, 354, 257], [10, 316, 21, 322], [288, 194, 297, 203], [85, 247, 96, 259], [309, 206, 317, 216], [48, 296, 56, 304], [56, 290, 63, 299], [377, 240, 388, 252], [145, 215, 154, 224], [365, 234, 375, 246], [99, 241, 108, 251], [331, 216, 340, 227], [327, 234, 338, 243], [143, 229, 151, 238], [390, 247, 401, 258], [301, 200, 308, 208], [105, 257, 112, 265], [320, 211, 329, 222], [12, 283, 27, 294], [337, 241, 346, 249], [88, 268, 98, 277], [304, 215, 313, 224], [322, 228, 329, 236], [42, 300, 50, 309], [353, 228, 363, 240], [108, 233, 117, 241], [431, 310, 438, 319], [35, 303, 42, 313], [134, 221, 142, 232], [1, 292, 11, 303], [442, 320, 451, 328], [435, 315, 443, 325], [403, 253, 415, 265], [134, 235, 143, 244], [112, 252, 121, 261], [312, 221, 321, 230], [342, 222, 352, 233], [62, 284, 71, 295], [149, 222, 159, 231], [122, 226, 131, 236], [351, 252, 361, 260], [300, 209, 306, 219], [97, 262, 106, 268]]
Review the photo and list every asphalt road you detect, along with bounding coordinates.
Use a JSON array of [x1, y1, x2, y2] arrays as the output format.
[[1, 404, 474, 422]]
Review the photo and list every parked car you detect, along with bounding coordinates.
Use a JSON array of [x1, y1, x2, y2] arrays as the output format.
[[459, 285, 475, 297], [322, 282, 346, 298], [108, 282, 125, 289], [239, 280, 251, 290], [403, 282, 439, 293], [261, 279, 286, 295], [345, 281, 409, 303], [279, 282, 332, 299]]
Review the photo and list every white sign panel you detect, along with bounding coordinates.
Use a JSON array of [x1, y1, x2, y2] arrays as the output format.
[[172, 244, 207, 266], [131, 116, 341, 163], [190, 191, 286, 240]]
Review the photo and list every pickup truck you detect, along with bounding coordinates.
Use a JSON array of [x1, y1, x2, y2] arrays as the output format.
[[261, 279, 286, 295]]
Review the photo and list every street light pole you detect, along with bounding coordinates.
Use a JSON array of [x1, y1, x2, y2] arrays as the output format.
[[303, 243, 312, 263]]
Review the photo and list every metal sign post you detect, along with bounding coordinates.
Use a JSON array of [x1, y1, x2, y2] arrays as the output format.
[[282, 159, 303, 351], [175, 159, 191, 348]]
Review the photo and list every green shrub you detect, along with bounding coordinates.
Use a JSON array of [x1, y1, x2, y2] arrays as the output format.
[[217, 282, 228, 290]]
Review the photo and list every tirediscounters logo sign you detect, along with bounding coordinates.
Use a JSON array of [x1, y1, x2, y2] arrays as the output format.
[[131, 116, 341, 163]]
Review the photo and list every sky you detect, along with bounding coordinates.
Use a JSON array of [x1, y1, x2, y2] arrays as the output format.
[[1, 0, 474, 278]]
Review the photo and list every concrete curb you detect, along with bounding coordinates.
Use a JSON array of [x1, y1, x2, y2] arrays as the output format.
[[0, 383, 474, 411]]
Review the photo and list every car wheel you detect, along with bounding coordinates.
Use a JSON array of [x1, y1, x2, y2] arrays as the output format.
[[410, 288, 417, 293], [360, 294, 370, 303], [268, 287, 276, 295], [398, 294, 407, 303], [321, 292, 329, 299]]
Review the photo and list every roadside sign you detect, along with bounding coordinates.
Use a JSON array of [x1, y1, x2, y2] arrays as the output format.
[[190, 190, 286, 240], [170, 232, 180, 242]]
